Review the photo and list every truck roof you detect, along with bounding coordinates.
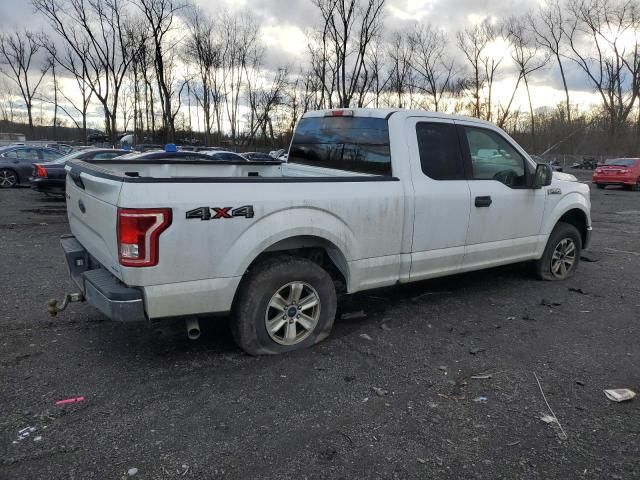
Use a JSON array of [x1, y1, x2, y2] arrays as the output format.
[[302, 108, 496, 128]]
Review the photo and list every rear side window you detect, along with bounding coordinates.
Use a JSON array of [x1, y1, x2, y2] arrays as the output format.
[[416, 122, 465, 180], [289, 116, 391, 175]]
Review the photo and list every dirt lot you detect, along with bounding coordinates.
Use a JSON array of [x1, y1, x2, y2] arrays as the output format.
[[1, 172, 639, 480]]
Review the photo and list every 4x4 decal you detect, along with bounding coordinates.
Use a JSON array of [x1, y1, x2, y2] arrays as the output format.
[[186, 206, 255, 220]]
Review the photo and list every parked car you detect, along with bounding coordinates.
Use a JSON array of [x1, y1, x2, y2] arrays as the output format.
[[269, 148, 286, 159], [54, 108, 591, 355], [31, 148, 129, 195], [592, 158, 640, 190], [203, 151, 248, 161], [241, 152, 278, 161], [0, 146, 62, 188]]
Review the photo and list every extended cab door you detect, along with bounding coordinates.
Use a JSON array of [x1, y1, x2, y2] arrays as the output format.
[[406, 117, 471, 281], [456, 121, 546, 269]]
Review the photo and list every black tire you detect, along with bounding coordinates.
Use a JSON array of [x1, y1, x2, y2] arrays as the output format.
[[232, 256, 337, 355], [534, 222, 582, 281], [596, 184, 605, 189], [0, 169, 18, 188]]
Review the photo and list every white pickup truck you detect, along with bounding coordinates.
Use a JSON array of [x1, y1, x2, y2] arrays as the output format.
[[55, 109, 591, 354]]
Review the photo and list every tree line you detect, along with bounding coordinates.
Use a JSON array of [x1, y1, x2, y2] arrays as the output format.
[[0, 0, 639, 155]]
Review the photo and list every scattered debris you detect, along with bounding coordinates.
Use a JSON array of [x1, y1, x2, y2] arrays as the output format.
[[372, 387, 389, 397], [428, 402, 438, 408], [341, 310, 366, 320], [539, 414, 556, 424], [472, 396, 488, 403], [522, 313, 536, 321], [507, 316, 516, 320], [359, 333, 373, 341], [576, 380, 585, 387], [604, 247, 640, 257], [39, 222, 48, 226], [580, 253, 600, 262], [33, 436, 43, 442], [55, 396, 85, 406], [127, 467, 138, 476], [534, 372, 567, 440], [471, 374, 492, 380], [506, 440, 521, 446], [379, 323, 392, 331], [16, 426, 36, 441], [541, 298, 562, 307], [412, 291, 453, 301], [417, 458, 426, 464], [469, 347, 485, 355], [604, 389, 636, 402], [569, 287, 588, 295], [344, 375, 356, 382]]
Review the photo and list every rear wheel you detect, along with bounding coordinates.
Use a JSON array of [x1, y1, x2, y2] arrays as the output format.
[[0, 169, 17, 188], [535, 222, 582, 281], [232, 256, 337, 355]]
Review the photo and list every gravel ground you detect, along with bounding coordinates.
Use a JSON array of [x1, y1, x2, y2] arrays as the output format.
[[1, 172, 639, 480]]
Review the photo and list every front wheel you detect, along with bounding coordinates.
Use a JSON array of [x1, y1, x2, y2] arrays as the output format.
[[534, 222, 582, 281], [232, 256, 337, 355]]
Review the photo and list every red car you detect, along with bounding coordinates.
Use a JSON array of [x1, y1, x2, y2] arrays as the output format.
[[592, 158, 640, 190]]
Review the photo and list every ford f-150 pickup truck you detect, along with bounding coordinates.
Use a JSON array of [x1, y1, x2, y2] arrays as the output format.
[[54, 109, 592, 354]]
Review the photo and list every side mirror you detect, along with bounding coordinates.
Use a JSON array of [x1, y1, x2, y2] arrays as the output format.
[[532, 163, 553, 189]]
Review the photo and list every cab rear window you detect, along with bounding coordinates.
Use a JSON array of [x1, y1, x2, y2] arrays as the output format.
[[289, 116, 391, 175]]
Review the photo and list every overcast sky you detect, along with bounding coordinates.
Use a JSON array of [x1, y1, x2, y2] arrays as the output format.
[[0, 0, 602, 129]]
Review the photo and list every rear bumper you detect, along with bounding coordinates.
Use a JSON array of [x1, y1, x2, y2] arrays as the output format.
[[30, 177, 65, 193], [61, 235, 146, 322], [592, 175, 636, 185]]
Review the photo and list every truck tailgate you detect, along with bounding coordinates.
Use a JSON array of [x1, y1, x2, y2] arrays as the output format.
[[65, 166, 124, 279]]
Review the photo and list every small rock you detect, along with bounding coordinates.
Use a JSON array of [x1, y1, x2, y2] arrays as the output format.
[[522, 314, 536, 321], [438, 366, 447, 371], [359, 333, 373, 341], [469, 347, 485, 355], [569, 287, 587, 295], [372, 387, 389, 397], [507, 316, 516, 320], [417, 458, 426, 464], [33, 436, 42, 442], [576, 380, 585, 386], [380, 323, 392, 331], [128, 468, 138, 476], [344, 375, 356, 382]]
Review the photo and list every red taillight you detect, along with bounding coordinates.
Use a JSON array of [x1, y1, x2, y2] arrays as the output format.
[[117, 208, 171, 267], [34, 164, 47, 178]]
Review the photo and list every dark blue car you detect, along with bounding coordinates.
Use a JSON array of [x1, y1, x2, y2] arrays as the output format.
[[0, 145, 62, 188], [30, 148, 129, 195]]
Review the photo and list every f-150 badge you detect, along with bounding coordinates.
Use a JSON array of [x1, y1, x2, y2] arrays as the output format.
[[186, 206, 255, 220]]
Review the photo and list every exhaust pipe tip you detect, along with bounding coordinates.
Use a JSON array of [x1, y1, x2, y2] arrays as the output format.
[[185, 318, 201, 340]]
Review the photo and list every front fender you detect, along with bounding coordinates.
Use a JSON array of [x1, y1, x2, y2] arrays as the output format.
[[217, 206, 359, 277], [541, 191, 591, 237]]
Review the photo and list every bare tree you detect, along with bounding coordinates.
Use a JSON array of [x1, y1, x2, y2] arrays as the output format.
[[531, 0, 573, 123], [33, 0, 141, 145], [0, 30, 49, 133], [457, 19, 501, 120], [246, 68, 288, 144], [501, 16, 550, 148], [312, 0, 386, 108], [409, 24, 456, 112], [133, 0, 186, 142], [565, 0, 640, 148], [386, 31, 413, 108]]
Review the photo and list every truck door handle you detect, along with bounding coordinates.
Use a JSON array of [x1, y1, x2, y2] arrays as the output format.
[[475, 196, 492, 207]]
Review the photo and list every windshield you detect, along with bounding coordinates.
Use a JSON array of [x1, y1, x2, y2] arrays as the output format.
[[289, 116, 391, 175], [604, 158, 638, 167]]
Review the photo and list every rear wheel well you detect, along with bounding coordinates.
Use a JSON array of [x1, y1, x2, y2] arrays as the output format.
[[244, 236, 349, 292], [557, 209, 588, 247]]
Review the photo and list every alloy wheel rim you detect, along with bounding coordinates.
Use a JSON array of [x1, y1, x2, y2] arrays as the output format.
[[0, 170, 16, 187], [265, 281, 321, 346], [551, 238, 576, 279]]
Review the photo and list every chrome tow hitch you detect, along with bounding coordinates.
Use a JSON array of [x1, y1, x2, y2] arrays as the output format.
[[47, 293, 85, 317]]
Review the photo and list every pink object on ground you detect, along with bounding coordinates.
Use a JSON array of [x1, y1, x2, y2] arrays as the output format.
[[55, 396, 85, 406]]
